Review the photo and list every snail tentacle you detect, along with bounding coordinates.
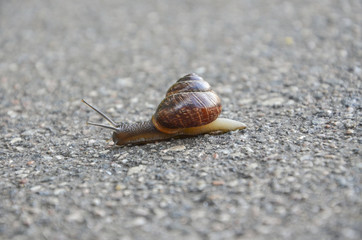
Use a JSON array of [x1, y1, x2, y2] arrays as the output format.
[[82, 99, 118, 127]]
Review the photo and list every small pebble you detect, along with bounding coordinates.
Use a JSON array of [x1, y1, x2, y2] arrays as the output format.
[[26, 161, 34, 166], [261, 97, 285, 106], [162, 145, 186, 153], [10, 137, 22, 144], [212, 180, 225, 186], [66, 211, 84, 223], [346, 129, 354, 135], [130, 217, 147, 227], [127, 165, 147, 175], [161, 156, 174, 161]]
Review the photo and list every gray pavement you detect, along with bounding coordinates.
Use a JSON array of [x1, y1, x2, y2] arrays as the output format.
[[0, 0, 361, 239]]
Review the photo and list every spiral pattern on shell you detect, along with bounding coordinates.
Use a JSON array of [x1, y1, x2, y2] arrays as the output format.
[[152, 73, 222, 133]]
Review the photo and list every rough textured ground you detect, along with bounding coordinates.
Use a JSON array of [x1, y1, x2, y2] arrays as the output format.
[[0, 0, 361, 239]]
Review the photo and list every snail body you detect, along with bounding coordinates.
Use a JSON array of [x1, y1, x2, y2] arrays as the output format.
[[83, 73, 246, 146]]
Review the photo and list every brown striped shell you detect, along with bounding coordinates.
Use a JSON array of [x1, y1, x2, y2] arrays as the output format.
[[152, 73, 222, 134]]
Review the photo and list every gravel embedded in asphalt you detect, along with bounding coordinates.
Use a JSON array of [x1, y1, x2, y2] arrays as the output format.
[[0, 0, 361, 239]]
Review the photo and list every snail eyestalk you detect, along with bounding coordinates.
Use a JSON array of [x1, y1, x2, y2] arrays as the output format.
[[86, 122, 119, 131], [82, 99, 118, 127], [82, 99, 120, 132]]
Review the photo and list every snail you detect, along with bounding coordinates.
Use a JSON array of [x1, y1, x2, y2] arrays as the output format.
[[82, 73, 246, 146]]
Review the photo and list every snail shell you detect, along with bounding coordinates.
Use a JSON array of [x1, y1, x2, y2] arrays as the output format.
[[152, 73, 222, 134]]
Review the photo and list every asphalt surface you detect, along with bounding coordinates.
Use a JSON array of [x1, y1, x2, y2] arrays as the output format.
[[0, 0, 361, 239]]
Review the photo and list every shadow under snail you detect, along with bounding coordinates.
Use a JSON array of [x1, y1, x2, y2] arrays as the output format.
[[82, 73, 246, 146]]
